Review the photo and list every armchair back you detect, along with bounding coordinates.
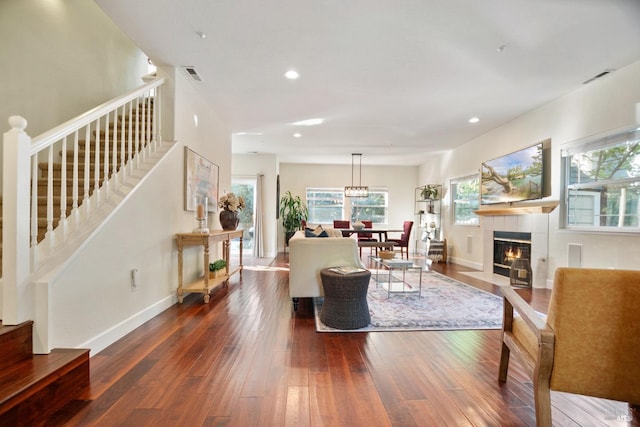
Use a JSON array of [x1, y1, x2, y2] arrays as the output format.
[[547, 268, 640, 403]]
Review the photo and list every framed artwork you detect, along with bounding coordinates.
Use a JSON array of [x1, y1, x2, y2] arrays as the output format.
[[276, 174, 280, 218], [184, 147, 219, 212]]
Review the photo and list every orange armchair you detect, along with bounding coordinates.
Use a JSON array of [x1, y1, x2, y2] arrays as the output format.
[[499, 267, 640, 426], [385, 221, 413, 259]]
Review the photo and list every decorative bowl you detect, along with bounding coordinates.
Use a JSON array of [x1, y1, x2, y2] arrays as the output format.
[[379, 250, 395, 260]]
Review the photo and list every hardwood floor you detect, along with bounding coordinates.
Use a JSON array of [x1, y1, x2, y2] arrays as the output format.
[[54, 254, 637, 426]]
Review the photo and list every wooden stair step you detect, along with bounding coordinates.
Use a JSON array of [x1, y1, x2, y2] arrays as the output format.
[[0, 321, 90, 426], [0, 322, 33, 372], [0, 348, 90, 426]]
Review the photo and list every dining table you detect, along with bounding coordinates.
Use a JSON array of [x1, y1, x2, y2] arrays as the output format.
[[335, 228, 404, 241], [335, 227, 404, 242], [334, 227, 405, 256]]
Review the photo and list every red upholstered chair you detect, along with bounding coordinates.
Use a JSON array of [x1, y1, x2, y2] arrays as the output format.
[[386, 221, 413, 259], [358, 220, 377, 256], [333, 220, 351, 237]]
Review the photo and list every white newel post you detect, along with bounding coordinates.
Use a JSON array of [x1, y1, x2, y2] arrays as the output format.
[[2, 116, 33, 325]]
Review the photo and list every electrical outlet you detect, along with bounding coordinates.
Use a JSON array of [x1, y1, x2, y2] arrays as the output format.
[[130, 268, 139, 292]]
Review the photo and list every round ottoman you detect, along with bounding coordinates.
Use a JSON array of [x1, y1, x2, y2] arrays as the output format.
[[320, 268, 371, 329]]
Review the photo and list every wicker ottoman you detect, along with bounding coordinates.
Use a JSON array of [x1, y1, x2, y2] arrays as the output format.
[[320, 268, 371, 329]]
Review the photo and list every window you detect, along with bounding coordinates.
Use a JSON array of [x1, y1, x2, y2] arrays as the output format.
[[451, 174, 480, 225], [306, 188, 344, 224], [350, 190, 388, 224], [305, 188, 389, 225], [562, 127, 640, 231]]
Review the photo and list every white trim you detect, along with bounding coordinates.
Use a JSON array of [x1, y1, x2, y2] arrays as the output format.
[[80, 294, 178, 356]]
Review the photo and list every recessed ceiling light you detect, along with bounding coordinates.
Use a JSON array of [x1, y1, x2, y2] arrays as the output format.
[[292, 118, 324, 126], [196, 31, 207, 39], [293, 133, 302, 138], [496, 45, 506, 52], [468, 117, 480, 123], [285, 70, 299, 79]]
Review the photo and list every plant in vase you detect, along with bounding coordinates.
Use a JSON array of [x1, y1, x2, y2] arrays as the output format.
[[420, 185, 439, 200], [209, 259, 227, 278], [279, 191, 309, 246], [218, 192, 245, 230]]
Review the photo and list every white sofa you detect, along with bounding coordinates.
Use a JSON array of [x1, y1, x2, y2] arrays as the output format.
[[288, 229, 366, 310]]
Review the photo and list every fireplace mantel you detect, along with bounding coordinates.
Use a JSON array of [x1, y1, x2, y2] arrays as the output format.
[[474, 200, 559, 216]]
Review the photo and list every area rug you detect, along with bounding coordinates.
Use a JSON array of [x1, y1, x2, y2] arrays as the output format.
[[314, 270, 504, 332]]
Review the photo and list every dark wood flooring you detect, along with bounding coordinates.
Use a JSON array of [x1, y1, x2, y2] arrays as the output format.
[[54, 254, 637, 426]]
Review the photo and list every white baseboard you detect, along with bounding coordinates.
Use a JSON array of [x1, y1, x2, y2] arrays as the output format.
[[447, 256, 483, 271], [79, 294, 178, 356]]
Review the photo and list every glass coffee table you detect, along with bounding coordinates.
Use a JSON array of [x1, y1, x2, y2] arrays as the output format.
[[369, 257, 424, 297]]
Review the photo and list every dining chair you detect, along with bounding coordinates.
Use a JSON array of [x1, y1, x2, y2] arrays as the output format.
[[499, 267, 640, 427], [358, 220, 377, 256], [332, 220, 351, 237], [386, 221, 413, 259]]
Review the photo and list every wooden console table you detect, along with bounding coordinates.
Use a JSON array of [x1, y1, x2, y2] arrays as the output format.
[[175, 230, 243, 303]]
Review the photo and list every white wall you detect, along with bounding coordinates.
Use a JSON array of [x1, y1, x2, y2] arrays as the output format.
[[48, 67, 231, 354], [232, 154, 279, 257], [278, 163, 418, 251], [428, 59, 640, 284], [0, 0, 148, 137]]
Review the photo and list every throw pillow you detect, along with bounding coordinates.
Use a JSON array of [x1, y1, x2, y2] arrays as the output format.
[[305, 225, 329, 238]]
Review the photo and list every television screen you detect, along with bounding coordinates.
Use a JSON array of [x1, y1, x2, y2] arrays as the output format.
[[481, 143, 544, 205]]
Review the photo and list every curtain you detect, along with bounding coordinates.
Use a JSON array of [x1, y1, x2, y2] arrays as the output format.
[[253, 174, 265, 257]]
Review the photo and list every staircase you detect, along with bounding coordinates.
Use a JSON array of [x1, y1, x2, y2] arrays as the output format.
[[0, 104, 153, 274], [0, 321, 89, 425], [0, 81, 162, 424]]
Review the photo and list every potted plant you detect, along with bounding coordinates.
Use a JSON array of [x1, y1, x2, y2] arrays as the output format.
[[279, 191, 309, 246], [420, 185, 439, 200], [209, 259, 227, 278]]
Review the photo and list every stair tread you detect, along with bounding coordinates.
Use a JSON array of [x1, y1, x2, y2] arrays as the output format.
[[0, 348, 89, 410]]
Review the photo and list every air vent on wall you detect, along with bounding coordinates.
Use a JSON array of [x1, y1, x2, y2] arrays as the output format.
[[582, 69, 615, 85], [183, 66, 202, 82]]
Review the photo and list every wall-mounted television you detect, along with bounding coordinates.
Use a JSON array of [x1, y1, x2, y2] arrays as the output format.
[[481, 143, 544, 205]]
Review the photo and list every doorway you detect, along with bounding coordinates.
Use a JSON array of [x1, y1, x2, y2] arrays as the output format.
[[231, 178, 255, 255]]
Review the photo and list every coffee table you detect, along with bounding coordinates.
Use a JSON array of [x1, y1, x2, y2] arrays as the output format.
[[369, 257, 424, 297]]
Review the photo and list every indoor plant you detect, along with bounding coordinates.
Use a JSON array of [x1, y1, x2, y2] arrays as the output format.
[[420, 185, 439, 200], [209, 259, 227, 278], [279, 191, 309, 245]]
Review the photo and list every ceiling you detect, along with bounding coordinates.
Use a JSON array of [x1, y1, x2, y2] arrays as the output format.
[[95, 0, 640, 166]]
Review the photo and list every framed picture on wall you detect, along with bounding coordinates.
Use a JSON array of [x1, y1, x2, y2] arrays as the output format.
[[276, 174, 280, 218], [184, 147, 219, 212]]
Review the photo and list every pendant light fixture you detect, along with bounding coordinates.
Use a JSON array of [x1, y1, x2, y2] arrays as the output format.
[[344, 153, 369, 197]]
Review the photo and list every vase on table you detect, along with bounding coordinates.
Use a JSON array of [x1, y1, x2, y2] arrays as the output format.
[[219, 210, 239, 230]]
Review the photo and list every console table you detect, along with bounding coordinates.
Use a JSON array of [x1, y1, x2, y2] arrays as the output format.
[[175, 230, 243, 303]]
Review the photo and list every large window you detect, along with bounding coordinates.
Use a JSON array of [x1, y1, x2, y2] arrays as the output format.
[[306, 188, 388, 225], [306, 188, 344, 224], [451, 174, 480, 225], [350, 190, 388, 223], [562, 127, 640, 231]]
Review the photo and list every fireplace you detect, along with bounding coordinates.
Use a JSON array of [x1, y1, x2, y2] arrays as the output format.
[[493, 231, 532, 287]]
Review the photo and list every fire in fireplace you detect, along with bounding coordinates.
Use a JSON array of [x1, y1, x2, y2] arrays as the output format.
[[493, 231, 532, 287]]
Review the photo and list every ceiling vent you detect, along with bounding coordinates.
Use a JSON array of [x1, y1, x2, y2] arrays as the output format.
[[183, 66, 202, 82], [582, 69, 615, 85]]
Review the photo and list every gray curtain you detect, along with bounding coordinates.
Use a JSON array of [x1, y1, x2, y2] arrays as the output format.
[[252, 174, 264, 257]]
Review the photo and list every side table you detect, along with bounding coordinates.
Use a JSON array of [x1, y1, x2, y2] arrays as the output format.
[[369, 257, 424, 298], [319, 268, 371, 329]]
